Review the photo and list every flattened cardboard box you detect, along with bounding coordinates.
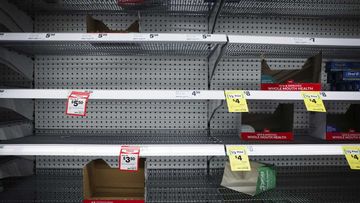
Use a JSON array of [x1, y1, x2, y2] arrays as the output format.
[[241, 104, 294, 141], [83, 159, 145, 203], [310, 104, 360, 140], [261, 52, 322, 91]]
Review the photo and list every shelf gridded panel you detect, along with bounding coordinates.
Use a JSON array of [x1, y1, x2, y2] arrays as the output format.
[[220, 0, 360, 17], [35, 13, 208, 33], [14, 0, 214, 15], [35, 56, 208, 130]]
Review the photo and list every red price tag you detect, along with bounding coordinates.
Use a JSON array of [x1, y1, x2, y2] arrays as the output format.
[[119, 146, 140, 171], [65, 91, 90, 116]]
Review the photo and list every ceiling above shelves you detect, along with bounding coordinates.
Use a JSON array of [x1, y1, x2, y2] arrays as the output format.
[[220, 0, 360, 18], [226, 35, 360, 59], [0, 33, 226, 56], [12, 0, 216, 15]]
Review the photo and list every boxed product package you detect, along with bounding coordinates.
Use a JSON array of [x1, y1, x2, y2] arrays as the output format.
[[221, 161, 276, 196], [261, 52, 322, 91], [83, 159, 145, 203], [325, 61, 360, 91], [86, 15, 139, 33], [240, 104, 294, 140], [310, 104, 360, 140], [325, 61, 360, 72]]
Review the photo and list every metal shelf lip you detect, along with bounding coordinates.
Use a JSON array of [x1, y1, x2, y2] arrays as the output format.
[[227, 144, 360, 156], [226, 35, 360, 59], [228, 35, 360, 47], [0, 144, 226, 156], [0, 89, 225, 100], [0, 33, 227, 43], [0, 33, 227, 56], [0, 89, 359, 101]]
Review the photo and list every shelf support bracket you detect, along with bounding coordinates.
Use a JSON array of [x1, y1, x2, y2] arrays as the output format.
[[208, 0, 224, 34], [0, 0, 33, 32], [0, 121, 33, 140], [0, 48, 33, 81], [208, 42, 227, 89], [0, 99, 34, 120]]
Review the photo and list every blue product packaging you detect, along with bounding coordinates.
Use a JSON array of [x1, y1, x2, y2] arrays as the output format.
[[325, 62, 360, 72]]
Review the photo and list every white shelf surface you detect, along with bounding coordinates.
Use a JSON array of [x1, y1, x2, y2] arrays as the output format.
[[227, 144, 360, 156], [228, 35, 360, 47], [0, 143, 359, 156], [0, 33, 226, 56], [0, 33, 226, 43], [0, 89, 359, 101], [0, 144, 226, 157], [226, 35, 360, 58]]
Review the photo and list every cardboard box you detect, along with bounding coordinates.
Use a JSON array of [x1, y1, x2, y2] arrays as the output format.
[[83, 159, 145, 203], [86, 15, 139, 33], [261, 52, 322, 91], [240, 104, 294, 140], [310, 104, 360, 140]]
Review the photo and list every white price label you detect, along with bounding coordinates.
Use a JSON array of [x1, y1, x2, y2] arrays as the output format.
[[175, 90, 201, 98], [186, 34, 211, 41], [292, 37, 316, 44], [65, 91, 90, 116], [0, 33, 4, 39], [81, 34, 96, 40], [28, 33, 47, 40], [119, 146, 140, 171], [132, 34, 150, 40]]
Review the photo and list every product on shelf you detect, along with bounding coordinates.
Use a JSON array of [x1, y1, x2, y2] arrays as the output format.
[[240, 104, 294, 141], [326, 61, 360, 91], [83, 159, 145, 203], [310, 104, 360, 140], [86, 15, 139, 33], [221, 161, 276, 196], [260, 52, 322, 91]]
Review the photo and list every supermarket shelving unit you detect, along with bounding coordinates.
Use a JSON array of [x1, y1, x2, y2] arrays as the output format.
[[1, 0, 360, 202]]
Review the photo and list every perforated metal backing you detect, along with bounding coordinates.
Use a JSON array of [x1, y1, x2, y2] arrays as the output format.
[[15, 0, 215, 15], [35, 13, 208, 33], [34, 55, 208, 130], [210, 155, 349, 168], [220, 0, 360, 17]]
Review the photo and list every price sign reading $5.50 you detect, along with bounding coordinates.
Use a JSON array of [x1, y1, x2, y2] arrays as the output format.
[[224, 90, 249, 112], [65, 91, 90, 116]]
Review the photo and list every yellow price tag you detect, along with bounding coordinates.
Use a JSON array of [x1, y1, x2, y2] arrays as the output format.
[[301, 91, 326, 112], [226, 146, 251, 171], [225, 90, 249, 112], [343, 146, 360, 170]]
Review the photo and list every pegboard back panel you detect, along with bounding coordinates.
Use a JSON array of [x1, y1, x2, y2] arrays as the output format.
[[35, 56, 207, 90], [35, 100, 207, 129], [35, 13, 207, 33], [35, 55, 208, 130], [210, 155, 349, 169], [214, 16, 360, 37]]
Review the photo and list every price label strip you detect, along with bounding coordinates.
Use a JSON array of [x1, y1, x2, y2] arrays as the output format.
[[226, 146, 251, 171], [343, 146, 360, 170], [225, 90, 249, 112], [119, 146, 140, 171], [301, 91, 326, 112], [65, 91, 90, 116]]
